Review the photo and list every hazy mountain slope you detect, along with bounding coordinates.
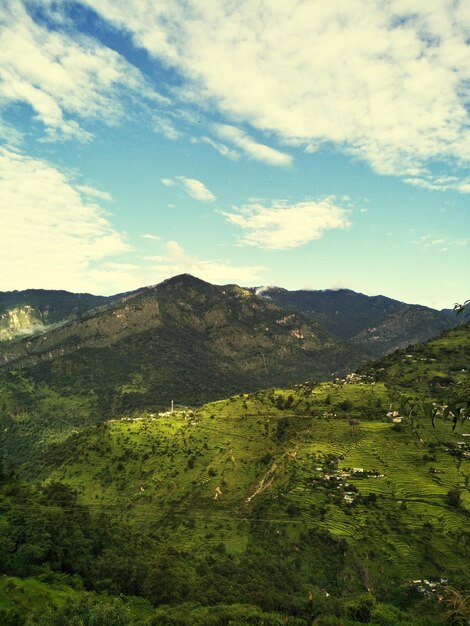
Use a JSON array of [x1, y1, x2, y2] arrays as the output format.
[[0, 275, 367, 416], [0, 289, 111, 341], [255, 287, 455, 356]]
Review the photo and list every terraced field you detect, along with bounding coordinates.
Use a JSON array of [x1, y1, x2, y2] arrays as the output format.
[[2, 324, 469, 623], [30, 375, 468, 597]]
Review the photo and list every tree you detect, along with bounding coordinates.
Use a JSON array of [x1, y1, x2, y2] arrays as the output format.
[[453, 299, 470, 320], [441, 585, 470, 625], [446, 487, 462, 508]]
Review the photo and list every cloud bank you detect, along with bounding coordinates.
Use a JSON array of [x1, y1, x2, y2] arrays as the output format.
[[0, 147, 128, 292], [0, 0, 165, 141], [79, 0, 470, 180]]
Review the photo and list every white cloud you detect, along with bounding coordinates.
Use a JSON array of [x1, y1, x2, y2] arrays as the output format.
[[177, 176, 215, 201], [404, 174, 470, 193], [0, 0, 166, 142], [147, 241, 265, 283], [0, 147, 129, 292], [213, 124, 292, 167], [76, 185, 113, 202], [142, 233, 161, 240], [413, 233, 468, 250], [152, 114, 182, 140], [103, 262, 141, 271], [162, 176, 216, 201], [223, 199, 350, 249], [81, 0, 470, 183], [198, 136, 240, 161], [457, 182, 470, 193], [0, 118, 24, 144]]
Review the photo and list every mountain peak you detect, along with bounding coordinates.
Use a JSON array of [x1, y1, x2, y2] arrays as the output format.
[[158, 273, 213, 289]]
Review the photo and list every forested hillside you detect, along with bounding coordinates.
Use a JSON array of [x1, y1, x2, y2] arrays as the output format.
[[0, 275, 366, 425]]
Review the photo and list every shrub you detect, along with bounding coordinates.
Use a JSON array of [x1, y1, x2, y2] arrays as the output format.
[[346, 593, 375, 622], [446, 487, 461, 508]]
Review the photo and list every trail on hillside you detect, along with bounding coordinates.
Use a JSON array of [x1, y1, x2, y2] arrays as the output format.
[[246, 448, 297, 503]]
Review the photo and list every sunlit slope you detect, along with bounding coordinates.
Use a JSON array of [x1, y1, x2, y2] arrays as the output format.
[[34, 377, 469, 597], [1, 321, 469, 621], [360, 322, 470, 399]]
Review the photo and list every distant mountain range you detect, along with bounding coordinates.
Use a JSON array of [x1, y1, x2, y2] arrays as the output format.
[[252, 286, 456, 355], [0, 289, 110, 340], [0, 276, 461, 412]]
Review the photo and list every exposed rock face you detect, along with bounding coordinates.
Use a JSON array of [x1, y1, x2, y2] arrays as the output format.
[[0, 289, 110, 341]]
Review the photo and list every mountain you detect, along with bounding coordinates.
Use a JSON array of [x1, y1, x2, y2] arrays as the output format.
[[0, 275, 367, 418], [0, 321, 468, 625], [252, 287, 455, 356], [0, 289, 111, 341]]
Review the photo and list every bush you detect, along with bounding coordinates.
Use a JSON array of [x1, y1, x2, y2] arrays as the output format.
[[446, 487, 461, 508], [26, 597, 136, 626], [346, 593, 375, 622], [0, 607, 24, 626], [370, 602, 407, 625], [286, 503, 300, 517]]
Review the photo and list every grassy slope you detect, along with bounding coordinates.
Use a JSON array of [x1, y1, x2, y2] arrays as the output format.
[[31, 377, 469, 595], [0, 323, 469, 624]]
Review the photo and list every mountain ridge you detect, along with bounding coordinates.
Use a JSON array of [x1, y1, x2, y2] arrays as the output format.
[[1, 276, 457, 353], [0, 275, 367, 415], [0, 288, 112, 341], [251, 285, 455, 355]]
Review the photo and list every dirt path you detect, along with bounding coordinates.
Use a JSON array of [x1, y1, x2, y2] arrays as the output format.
[[246, 448, 297, 503]]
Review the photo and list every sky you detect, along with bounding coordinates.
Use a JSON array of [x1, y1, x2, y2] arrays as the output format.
[[0, 0, 469, 309]]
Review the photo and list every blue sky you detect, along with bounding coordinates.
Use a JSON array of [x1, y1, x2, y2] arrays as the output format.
[[0, 0, 469, 308]]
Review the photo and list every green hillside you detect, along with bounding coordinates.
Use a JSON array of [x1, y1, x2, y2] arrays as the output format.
[[0, 323, 469, 625]]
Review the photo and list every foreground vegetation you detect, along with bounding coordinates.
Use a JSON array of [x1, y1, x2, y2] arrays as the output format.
[[0, 323, 469, 625]]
